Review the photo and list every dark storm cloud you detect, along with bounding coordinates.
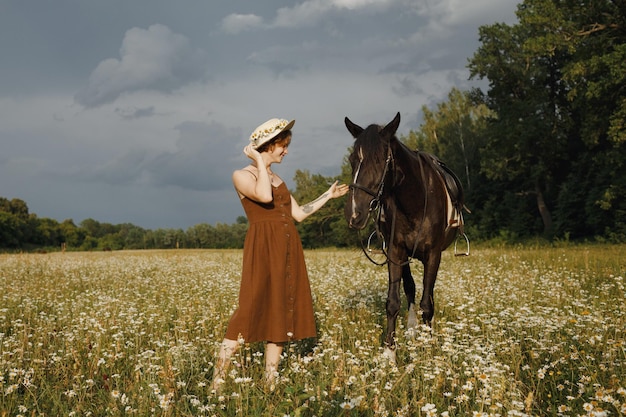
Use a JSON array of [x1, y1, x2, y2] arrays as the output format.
[[74, 24, 208, 108], [71, 120, 241, 192], [145, 121, 241, 192], [0, 0, 521, 229]]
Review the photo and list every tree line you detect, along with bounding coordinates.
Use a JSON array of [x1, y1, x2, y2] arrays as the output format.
[[1, 0, 625, 251], [0, 172, 352, 252], [0, 196, 244, 251]]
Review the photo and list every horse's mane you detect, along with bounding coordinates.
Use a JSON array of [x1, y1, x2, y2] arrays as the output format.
[[355, 124, 391, 166]]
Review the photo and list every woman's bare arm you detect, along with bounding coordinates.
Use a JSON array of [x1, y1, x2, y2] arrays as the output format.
[[290, 180, 349, 222]]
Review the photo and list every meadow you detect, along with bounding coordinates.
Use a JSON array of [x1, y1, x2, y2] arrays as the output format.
[[1, 245, 624, 416]]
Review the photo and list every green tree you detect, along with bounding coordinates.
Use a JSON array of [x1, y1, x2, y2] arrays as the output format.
[[556, 0, 626, 240], [0, 212, 22, 248], [159, 229, 181, 249], [117, 223, 147, 249], [292, 170, 350, 248], [80, 218, 104, 238], [0, 197, 34, 247], [466, 0, 626, 241], [404, 87, 492, 193], [187, 223, 212, 248], [59, 219, 86, 248], [0, 197, 30, 219], [34, 217, 63, 247], [469, 0, 580, 238], [143, 229, 162, 249]]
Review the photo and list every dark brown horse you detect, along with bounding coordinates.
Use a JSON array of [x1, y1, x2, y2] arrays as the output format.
[[344, 112, 467, 359]]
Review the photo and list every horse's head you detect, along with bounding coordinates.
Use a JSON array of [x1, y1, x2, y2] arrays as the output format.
[[344, 112, 401, 230]]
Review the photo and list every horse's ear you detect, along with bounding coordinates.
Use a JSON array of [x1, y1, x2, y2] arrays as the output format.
[[382, 112, 401, 137], [345, 117, 364, 139]]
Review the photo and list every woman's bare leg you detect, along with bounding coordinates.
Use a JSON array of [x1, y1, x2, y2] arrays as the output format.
[[264, 342, 285, 385], [211, 338, 239, 391]]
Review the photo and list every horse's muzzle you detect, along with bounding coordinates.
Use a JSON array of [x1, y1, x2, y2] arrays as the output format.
[[347, 212, 368, 230]]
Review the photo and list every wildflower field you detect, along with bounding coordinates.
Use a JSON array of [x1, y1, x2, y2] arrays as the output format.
[[1, 245, 625, 416]]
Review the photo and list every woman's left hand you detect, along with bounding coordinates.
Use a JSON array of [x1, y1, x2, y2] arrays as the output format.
[[329, 180, 349, 198]]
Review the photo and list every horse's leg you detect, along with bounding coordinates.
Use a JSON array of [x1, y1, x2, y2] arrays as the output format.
[[383, 262, 403, 361], [402, 263, 418, 329], [420, 251, 442, 325]]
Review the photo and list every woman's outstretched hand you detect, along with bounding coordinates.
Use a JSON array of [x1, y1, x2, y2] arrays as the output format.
[[329, 180, 349, 199]]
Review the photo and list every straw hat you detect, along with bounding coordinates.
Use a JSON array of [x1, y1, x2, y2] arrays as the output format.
[[249, 118, 295, 149]]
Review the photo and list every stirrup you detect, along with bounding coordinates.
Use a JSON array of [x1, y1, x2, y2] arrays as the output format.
[[454, 233, 470, 257], [367, 230, 386, 255]]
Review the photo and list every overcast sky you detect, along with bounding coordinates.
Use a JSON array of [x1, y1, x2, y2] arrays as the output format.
[[0, 0, 520, 230]]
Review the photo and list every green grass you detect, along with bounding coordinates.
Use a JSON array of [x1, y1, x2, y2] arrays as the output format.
[[1, 245, 624, 416]]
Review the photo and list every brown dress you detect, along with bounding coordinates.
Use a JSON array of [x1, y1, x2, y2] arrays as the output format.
[[225, 182, 317, 343]]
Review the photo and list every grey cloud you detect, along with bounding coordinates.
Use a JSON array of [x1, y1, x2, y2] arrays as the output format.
[[220, 0, 396, 34], [246, 52, 303, 78], [75, 121, 241, 192], [0, 0, 521, 229], [272, 0, 395, 29], [221, 13, 264, 34], [75, 24, 207, 108], [76, 149, 151, 186], [115, 106, 157, 120], [146, 121, 241, 191], [392, 76, 425, 97]]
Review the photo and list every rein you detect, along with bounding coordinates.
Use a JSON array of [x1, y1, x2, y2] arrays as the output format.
[[349, 147, 392, 210], [350, 145, 427, 267]]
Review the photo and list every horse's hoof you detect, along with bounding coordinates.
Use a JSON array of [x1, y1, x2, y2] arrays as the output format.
[[381, 347, 397, 364]]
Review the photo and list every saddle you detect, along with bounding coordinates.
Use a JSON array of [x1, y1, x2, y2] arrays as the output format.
[[415, 151, 471, 256], [417, 151, 468, 214]]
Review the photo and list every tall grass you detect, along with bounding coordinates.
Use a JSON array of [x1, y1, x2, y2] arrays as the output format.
[[1, 245, 624, 416]]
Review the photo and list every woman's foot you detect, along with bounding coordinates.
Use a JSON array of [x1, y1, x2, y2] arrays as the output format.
[[211, 339, 239, 392], [263, 342, 284, 391]]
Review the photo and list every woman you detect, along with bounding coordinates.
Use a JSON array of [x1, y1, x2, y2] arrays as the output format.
[[212, 118, 349, 391]]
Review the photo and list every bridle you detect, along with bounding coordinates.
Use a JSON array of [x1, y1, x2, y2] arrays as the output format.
[[349, 145, 393, 216], [349, 143, 426, 266], [349, 145, 392, 266]]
